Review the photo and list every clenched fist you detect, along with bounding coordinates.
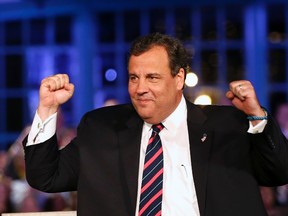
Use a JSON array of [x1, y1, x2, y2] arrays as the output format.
[[38, 74, 74, 122], [226, 80, 266, 125]]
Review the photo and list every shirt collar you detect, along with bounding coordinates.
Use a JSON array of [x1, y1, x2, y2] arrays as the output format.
[[143, 95, 187, 132], [162, 95, 187, 131]]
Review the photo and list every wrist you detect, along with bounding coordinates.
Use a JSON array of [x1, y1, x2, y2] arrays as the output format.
[[37, 106, 59, 122], [247, 108, 268, 121]]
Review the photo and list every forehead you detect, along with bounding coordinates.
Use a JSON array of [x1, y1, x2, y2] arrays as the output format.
[[128, 46, 169, 68]]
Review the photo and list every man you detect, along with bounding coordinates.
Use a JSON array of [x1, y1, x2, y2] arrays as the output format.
[[23, 33, 288, 216]]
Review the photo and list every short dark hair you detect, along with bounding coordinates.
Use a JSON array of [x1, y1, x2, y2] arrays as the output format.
[[128, 32, 192, 78]]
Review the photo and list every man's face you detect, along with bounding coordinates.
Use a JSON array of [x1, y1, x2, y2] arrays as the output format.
[[128, 46, 184, 124]]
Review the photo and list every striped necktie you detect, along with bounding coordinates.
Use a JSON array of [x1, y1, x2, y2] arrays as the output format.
[[139, 123, 164, 216]]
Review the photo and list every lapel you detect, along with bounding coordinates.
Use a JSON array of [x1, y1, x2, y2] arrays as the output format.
[[117, 110, 143, 215], [186, 101, 212, 216]]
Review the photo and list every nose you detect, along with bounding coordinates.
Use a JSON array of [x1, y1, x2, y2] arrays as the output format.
[[136, 78, 149, 94]]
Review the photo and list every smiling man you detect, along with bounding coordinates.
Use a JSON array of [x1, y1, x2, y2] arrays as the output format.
[[23, 32, 288, 216], [128, 45, 185, 124]]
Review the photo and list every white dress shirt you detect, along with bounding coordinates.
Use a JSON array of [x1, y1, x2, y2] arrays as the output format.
[[136, 96, 200, 216]]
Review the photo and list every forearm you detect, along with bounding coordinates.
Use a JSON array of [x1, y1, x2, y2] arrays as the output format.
[[24, 134, 79, 192], [250, 114, 288, 186]]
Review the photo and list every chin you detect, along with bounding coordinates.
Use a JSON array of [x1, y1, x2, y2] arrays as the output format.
[[137, 111, 153, 121]]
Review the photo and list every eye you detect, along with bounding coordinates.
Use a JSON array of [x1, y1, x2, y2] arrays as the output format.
[[147, 74, 160, 82], [129, 74, 138, 82]]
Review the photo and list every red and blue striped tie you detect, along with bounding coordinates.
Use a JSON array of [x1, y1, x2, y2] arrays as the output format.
[[139, 123, 164, 216]]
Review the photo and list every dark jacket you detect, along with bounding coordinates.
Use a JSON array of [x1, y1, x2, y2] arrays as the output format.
[[23, 101, 288, 216]]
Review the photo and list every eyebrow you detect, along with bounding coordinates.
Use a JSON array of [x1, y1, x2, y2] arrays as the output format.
[[146, 73, 161, 77], [128, 72, 161, 76]]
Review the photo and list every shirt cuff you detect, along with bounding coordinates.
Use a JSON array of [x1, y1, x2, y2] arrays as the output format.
[[27, 111, 57, 146], [247, 119, 267, 134]]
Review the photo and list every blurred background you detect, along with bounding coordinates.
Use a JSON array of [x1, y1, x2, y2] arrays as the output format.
[[0, 0, 288, 214], [1, 0, 288, 150]]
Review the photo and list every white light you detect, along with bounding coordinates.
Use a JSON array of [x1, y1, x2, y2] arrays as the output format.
[[194, 95, 212, 105], [185, 72, 198, 87]]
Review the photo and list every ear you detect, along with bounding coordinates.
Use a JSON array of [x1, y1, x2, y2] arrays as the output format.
[[176, 68, 185, 90]]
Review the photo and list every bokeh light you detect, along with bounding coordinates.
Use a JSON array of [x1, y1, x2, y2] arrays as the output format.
[[185, 72, 198, 87], [105, 68, 117, 82], [194, 95, 212, 105]]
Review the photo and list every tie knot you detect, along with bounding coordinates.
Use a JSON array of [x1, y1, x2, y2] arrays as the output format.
[[152, 123, 164, 134]]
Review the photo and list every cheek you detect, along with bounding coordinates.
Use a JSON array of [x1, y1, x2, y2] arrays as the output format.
[[128, 84, 135, 95]]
